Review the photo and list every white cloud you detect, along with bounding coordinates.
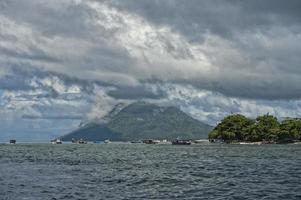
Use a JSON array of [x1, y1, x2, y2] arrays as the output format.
[[86, 85, 132, 121], [147, 83, 301, 125]]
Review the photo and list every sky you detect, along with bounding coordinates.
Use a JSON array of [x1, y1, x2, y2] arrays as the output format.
[[1, 0, 301, 141]]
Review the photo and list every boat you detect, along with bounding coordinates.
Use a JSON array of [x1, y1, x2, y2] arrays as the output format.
[[104, 139, 111, 144], [77, 139, 87, 144], [238, 142, 250, 145], [142, 139, 160, 144], [193, 139, 209, 144], [71, 138, 87, 144], [130, 140, 142, 144], [158, 139, 171, 144], [172, 139, 191, 145], [51, 139, 62, 144], [9, 139, 16, 144], [209, 139, 223, 143]]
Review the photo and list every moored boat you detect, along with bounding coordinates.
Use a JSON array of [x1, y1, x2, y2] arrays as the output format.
[[71, 138, 87, 144], [51, 139, 62, 144], [131, 140, 142, 144], [104, 139, 111, 144], [142, 139, 160, 144], [158, 139, 171, 144], [77, 139, 87, 144], [9, 139, 16, 144], [193, 139, 209, 144], [172, 139, 191, 145]]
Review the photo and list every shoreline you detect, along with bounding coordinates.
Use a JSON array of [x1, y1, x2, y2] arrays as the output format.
[[1, 141, 301, 145], [210, 140, 301, 145]]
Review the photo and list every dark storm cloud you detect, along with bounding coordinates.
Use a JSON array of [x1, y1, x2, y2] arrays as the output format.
[[1, 0, 301, 101], [0, 65, 164, 101], [0, 66, 80, 98], [110, 0, 301, 40], [106, 0, 301, 100]]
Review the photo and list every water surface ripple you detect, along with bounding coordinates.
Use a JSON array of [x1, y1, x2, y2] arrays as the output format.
[[0, 143, 301, 199]]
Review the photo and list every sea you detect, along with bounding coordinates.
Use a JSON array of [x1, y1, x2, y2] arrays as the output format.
[[0, 143, 301, 200]]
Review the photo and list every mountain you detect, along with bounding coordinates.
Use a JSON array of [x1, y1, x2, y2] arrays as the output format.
[[60, 102, 213, 141]]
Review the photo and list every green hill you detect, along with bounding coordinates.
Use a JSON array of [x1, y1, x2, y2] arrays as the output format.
[[60, 102, 212, 141]]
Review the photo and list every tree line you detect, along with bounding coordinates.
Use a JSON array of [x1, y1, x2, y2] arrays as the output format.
[[208, 114, 301, 143]]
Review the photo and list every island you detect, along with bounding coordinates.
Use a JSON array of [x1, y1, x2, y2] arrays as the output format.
[[208, 114, 301, 144], [60, 102, 213, 141]]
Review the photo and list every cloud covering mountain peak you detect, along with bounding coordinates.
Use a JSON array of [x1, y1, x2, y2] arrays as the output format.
[[1, 0, 301, 140]]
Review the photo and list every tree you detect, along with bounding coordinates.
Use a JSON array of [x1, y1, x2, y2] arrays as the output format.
[[245, 123, 261, 142], [254, 114, 280, 141], [208, 130, 219, 139], [208, 114, 301, 143], [209, 114, 254, 141], [279, 118, 301, 141]]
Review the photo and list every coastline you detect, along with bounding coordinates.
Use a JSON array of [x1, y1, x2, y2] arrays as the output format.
[[209, 140, 301, 145]]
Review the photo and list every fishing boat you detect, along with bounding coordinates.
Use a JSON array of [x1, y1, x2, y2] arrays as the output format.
[[130, 140, 142, 144], [71, 138, 87, 144], [142, 139, 160, 144], [9, 139, 16, 144], [172, 139, 191, 145], [77, 139, 87, 144], [51, 139, 62, 144]]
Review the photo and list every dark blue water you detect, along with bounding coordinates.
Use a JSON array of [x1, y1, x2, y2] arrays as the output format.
[[0, 143, 301, 200]]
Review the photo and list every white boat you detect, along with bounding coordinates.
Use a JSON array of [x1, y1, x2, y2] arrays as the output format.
[[158, 139, 171, 144], [51, 139, 62, 144], [104, 139, 111, 144]]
